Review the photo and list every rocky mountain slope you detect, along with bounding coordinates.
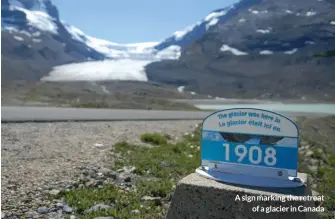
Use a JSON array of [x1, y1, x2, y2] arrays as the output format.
[[147, 0, 335, 100], [2, 0, 335, 101]]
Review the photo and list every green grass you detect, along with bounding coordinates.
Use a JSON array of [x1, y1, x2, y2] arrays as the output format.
[[140, 133, 168, 146], [72, 101, 110, 109], [23, 92, 41, 101], [56, 117, 335, 219], [56, 125, 201, 219]]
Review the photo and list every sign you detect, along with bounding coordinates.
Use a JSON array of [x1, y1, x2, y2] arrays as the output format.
[[197, 108, 302, 187]]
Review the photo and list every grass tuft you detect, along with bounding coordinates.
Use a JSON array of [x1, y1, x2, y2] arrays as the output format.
[[140, 133, 168, 145]]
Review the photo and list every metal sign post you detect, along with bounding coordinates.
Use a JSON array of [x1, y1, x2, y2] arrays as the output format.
[[196, 108, 304, 188]]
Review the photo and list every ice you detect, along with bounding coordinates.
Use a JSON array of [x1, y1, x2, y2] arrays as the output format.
[[259, 50, 273, 55], [285, 10, 293, 14], [305, 41, 315, 45], [20, 30, 32, 37], [220, 44, 248, 56], [173, 24, 197, 40], [306, 11, 316, 16], [190, 91, 196, 95], [32, 31, 41, 37], [41, 59, 150, 82], [13, 35, 24, 41], [178, 86, 185, 93], [14, 6, 58, 34], [101, 85, 110, 94], [62, 22, 163, 60], [330, 21, 335, 25], [206, 18, 219, 29], [204, 10, 227, 22], [62, 23, 86, 43], [32, 38, 41, 43], [250, 10, 259, 14], [256, 29, 271, 34], [239, 18, 246, 23], [284, 48, 298, 55], [155, 45, 181, 60]]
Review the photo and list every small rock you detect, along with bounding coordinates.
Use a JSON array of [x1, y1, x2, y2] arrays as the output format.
[[56, 203, 64, 209], [70, 215, 76, 219], [78, 184, 84, 189], [37, 207, 49, 214], [94, 143, 104, 147], [141, 196, 161, 201], [117, 168, 124, 173], [126, 166, 137, 174], [63, 205, 73, 213], [57, 210, 63, 217], [306, 150, 313, 156], [49, 189, 60, 196], [84, 204, 113, 214], [47, 212, 58, 218], [131, 209, 140, 214], [308, 165, 318, 172], [123, 176, 132, 182], [24, 211, 38, 218], [85, 179, 97, 187], [100, 168, 112, 176], [312, 190, 320, 196]]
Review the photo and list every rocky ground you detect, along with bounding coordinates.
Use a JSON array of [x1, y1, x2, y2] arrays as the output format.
[[1, 117, 334, 219], [1, 81, 208, 111], [1, 121, 200, 219]]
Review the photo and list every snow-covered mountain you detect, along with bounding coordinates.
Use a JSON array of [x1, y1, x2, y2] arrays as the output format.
[[146, 0, 335, 101], [1, 0, 182, 82], [2, 0, 335, 101]]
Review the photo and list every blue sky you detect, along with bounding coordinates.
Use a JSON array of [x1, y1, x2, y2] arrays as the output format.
[[53, 0, 238, 43]]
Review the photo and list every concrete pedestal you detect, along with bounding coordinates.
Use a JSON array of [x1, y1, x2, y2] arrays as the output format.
[[166, 173, 317, 219]]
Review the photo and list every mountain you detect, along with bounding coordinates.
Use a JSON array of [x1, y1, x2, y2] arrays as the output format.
[[2, 0, 335, 101], [1, 0, 181, 83], [147, 0, 335, 101]]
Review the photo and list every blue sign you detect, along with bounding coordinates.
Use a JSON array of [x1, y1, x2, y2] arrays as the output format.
[[200, 108, 299, 181]]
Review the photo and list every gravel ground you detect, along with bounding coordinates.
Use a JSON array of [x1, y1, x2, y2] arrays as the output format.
[[1, 121, 200, 216]]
